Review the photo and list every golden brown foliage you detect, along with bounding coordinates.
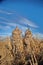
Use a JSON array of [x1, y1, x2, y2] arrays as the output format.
[[0, 27, 43, 65]]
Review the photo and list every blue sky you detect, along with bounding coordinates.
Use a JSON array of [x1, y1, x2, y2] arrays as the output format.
[[0, 0, 43, 38]]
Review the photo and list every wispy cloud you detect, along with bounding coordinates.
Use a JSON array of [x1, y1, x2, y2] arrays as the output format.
[[0, 15, 39, 37], [0, 21, 17, 27], [0, 10, 39, 28], [0, 25, 11, 30], [33, 32, 43, 39], [18, 17, 39, 28], [0, 15, 39, 28], [0, 33, 11, 36], [0, 17, 17, 27], [0, 10, 15, 15]]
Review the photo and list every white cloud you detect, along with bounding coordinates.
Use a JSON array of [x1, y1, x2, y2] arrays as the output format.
[[0, 10, 13, 15], [19, 17, 39, 28], [0, 25, 11, 30], [0, 21, 17, 27], [0, 17, 18, 27], [0, 16, 39, 35], [0, 33, 11, 36], [33, 32, 43, 39], [0, 10, 38, 28], [0, 16, 39, 28]]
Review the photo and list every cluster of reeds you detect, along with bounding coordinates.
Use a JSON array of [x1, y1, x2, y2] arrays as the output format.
[[0, 27, 43, 65]]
